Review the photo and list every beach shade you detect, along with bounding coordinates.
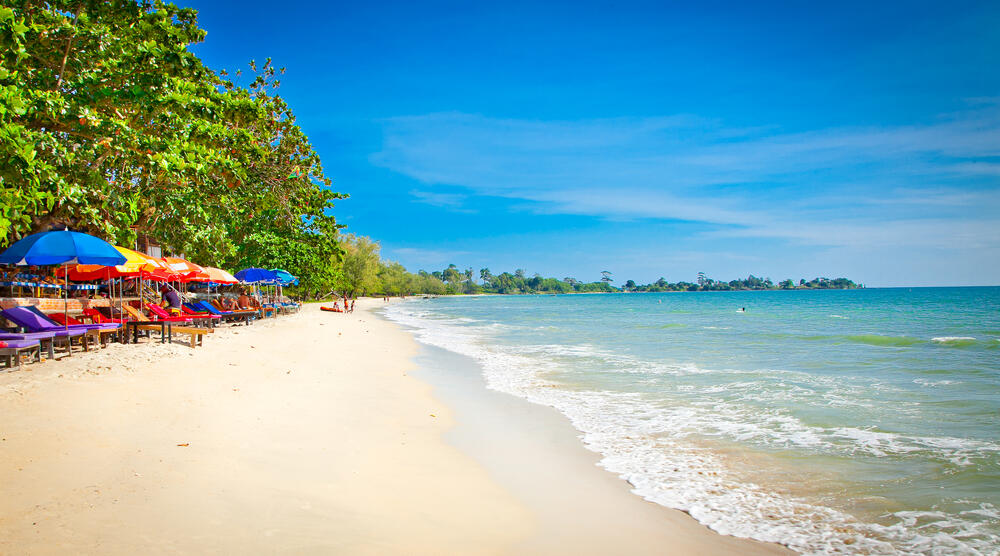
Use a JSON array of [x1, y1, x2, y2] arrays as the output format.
[[0, 230, 127, 266], [235, 267, 277, 284], [56, 246, 161, 280], [0, 230, 127, 329], [162, 257, 209, 282], [270, 269, 298, 286], [202, 267, 239, 284]]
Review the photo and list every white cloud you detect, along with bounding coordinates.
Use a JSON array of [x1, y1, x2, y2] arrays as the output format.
[[371, 108, 1000, 250]]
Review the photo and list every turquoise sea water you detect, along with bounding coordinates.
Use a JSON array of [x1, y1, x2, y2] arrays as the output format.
[[384, 288, 1000, 555]]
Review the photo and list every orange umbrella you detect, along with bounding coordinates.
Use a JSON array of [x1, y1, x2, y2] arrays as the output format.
[[161, 257, 209, 282], [202, 267, 239, 284]]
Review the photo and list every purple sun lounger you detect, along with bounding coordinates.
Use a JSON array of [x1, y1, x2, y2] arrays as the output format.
[[21, 305, 121, 332], [20, 305, 122, 346], [0, 338, 41, 371], [1, 306, 103, 352], [0, 331, 62, 359]]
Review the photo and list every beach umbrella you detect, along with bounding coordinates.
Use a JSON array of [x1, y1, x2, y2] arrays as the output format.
[[0, 230, 126, 327], [235, 267, 277, 284], [0, 230, 126, 266], [55, 246, 160, 280], [203, 267, 239, 284], [54, 246, 163, 325], [270, 269, 298, 286], [161, 257, 209, 282]]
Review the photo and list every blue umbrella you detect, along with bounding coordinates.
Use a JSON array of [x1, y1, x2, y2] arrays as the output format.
[[270, 269, 298, 286], [235, 267, 277, 284], [0, 230, 127, 266], [0, 230, 126, 330]]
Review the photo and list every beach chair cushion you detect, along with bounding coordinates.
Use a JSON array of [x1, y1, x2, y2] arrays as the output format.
[[145, 303, 194, 322], [20, 306, 121, 331], [0, 339, 40, 349]]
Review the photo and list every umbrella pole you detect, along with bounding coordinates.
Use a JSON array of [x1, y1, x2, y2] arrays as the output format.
[[63, 263, 69, 331]]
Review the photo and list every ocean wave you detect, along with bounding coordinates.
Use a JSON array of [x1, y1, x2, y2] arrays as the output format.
[[931, 337, 978, 347], [844, 334, 923, 347], [382, 302, 1000, 554]]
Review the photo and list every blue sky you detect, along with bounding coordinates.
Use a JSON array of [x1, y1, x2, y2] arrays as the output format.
[[184, 0, 999, 287]]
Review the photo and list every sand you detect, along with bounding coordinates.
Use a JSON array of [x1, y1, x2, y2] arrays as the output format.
[[0, 299, 790, 555]]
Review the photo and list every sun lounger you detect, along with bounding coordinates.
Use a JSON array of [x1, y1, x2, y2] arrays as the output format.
[[1, 307, 97, 352], [196, 301, 254, 325], [0, 339, 41, 371], [122, 304, 211, 347], [46, 311, 123, 346], [181, 305, 221, 327], [210, 300, 259, 319], [144, 302, 196, 323], [118, 305, 178, 344], [0, 331, 58, 359], [83, 308, 126, 324]]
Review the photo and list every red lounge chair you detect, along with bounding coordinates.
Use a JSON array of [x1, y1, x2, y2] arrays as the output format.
[[141, 303, 195, 323], [83, 308, 126, 324]]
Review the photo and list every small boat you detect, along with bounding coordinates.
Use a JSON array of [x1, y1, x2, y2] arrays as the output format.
[[320, 306, 343, 313]]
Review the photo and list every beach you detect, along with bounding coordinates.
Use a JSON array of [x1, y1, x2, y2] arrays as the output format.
[[0, 299, 788, 555]]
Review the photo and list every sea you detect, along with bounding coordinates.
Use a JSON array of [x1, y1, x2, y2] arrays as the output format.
[[383, 287, 1000, 555]]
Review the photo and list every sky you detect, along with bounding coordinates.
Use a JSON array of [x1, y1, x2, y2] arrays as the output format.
[[183, 0, 1000, 287]]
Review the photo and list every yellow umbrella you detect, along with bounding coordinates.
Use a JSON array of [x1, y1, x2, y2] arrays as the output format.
[[56, 246, 161, 278]]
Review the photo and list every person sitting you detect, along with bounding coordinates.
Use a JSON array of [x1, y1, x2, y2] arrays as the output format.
[[236, 290, 253, 310], [160, 285, 183, 316]]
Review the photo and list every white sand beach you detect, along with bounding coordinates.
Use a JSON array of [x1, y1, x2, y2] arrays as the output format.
[[0, 300, 789, 555]]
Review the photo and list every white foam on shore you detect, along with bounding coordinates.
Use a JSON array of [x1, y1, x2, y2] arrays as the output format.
[[384, 303, 999, 555]]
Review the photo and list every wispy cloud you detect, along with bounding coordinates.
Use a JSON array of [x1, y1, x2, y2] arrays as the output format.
[[371, 106, 1000, 249], [408, 189, 476, 213]]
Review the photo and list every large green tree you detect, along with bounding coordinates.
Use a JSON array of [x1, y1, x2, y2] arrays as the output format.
[[0, 1, 345, 275]]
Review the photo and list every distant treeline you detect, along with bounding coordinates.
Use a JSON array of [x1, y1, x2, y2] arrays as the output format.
[[623, 275, 861, 292], [405, 266, 617, 295], [354, 257, 860, 297], [296, 235, 859, 299]]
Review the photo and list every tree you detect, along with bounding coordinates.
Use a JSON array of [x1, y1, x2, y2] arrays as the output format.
[[442, 264, 462, 285], [337, 234, 381, 297], [0, 1, 346, 275], [624, 279, 636, 291], [479, 267, 493, 288], [600, 270, 613, 284], [377, 261, 407, 296]]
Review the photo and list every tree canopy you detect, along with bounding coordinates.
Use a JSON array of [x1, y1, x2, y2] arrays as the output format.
[[0, 0, 345, 285]]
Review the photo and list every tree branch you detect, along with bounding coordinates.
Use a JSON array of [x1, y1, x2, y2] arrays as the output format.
[[54, 4, 82, 91]]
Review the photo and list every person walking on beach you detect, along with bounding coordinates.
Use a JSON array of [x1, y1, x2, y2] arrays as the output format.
[[350, 299, 356, 313]]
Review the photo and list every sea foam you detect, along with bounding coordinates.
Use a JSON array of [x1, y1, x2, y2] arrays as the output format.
[[383, 301, 1000, 555]]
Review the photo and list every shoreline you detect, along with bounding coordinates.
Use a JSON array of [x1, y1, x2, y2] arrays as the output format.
[[1, 300, 790, 554], [402, 337, 791, 555]]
